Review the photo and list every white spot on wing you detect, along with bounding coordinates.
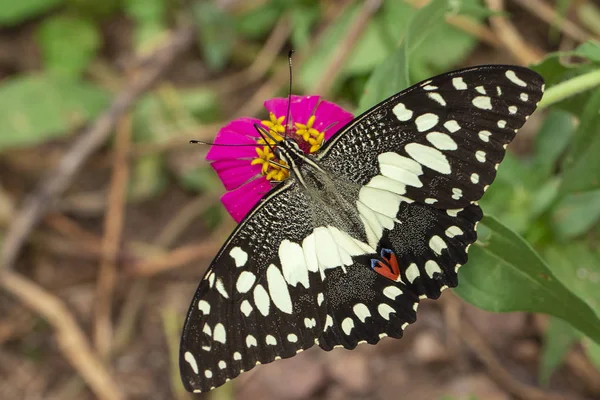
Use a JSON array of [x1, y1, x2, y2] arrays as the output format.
[[378, 303, 395, 320], [478, 130, 491, 142], [444, 120, 460, 133], [342, 317, 355, 335], [506, 70, 527, 87], [451, 188, 462, 200], [392, 102, 413, 121], [426, 131, 458, 151], [425, 260, 442, 278], [405, 263, 419, 283], [497, 120, 507, 128], [216, 278, 229, 299], [429, 235, 447, 255], [475, 150, 486, 163], [317, 292, 324, 306], [415, 113, 440, 132], [475, 85, 486, 94], [279, 239, 309, 288], [472, 96, 492, 110], [266, 264, 293, 314], [246, 335, 257, 347], [236, 271, 256, 293], [508, 105, 518, 114], [240, 299, 252, 316], [205, 370, 213, 378], [470, 173, 479, 184], [233, 352, 242, 360], [302, 234, 318, 273], [304, 317, 317, 328], [452, 77, 467, 90], [184, 352, 199, 374], [383, 286, 402, 300], [266, 335, 277, 345], [405, 143, 451, 174], [287, 333, 298, 343], [520, 93, 528, 102], [213, 323, 226, 344], [353, 303, 371, 323], [253, 283, 270, 316], [218, 361, 227, 369], [445, 226, 464, 238], [198, 300, 210, 315], [229, 247, 248, 267], [427, 92, 446, 106]]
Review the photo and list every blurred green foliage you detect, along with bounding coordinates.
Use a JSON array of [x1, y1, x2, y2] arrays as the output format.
[[1, 0, 600, 390]]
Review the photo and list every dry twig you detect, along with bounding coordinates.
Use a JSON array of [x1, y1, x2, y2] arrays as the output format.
[[310, 0, 382, 95], [0, 272, 125, 400], [1, 25, 195, 271], [513, 0, 594, 43], [485, 0, 545, 65], [95, 115, 132, 359], [446, 294, 571, 400]]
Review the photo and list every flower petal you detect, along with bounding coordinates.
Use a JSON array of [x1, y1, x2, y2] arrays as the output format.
[[211, 159, 262, 190], [206, 117, 262, 161], [313, 100, 354, 139], [221, 177, 272, 223], [264, 96, 320, 126]]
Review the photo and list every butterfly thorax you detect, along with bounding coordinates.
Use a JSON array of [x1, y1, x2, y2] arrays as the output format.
[[277, 138, 370, 247]]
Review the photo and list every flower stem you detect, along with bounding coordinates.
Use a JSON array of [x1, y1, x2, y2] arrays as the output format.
[[539, 68, 600, 109]]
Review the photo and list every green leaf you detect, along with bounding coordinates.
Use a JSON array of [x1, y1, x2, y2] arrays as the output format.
[[544, 243, 600, 317], [0, 75, 109, 151], [539, 317, 581, 385], [37, 14, 101, 79], [559, 89, 600, 193], [357, 0, 450, 113], [0, 0, 64, 26], [531, 110, 574, 179], [454, 216, 600, 345], [193, 2, 236, 70], [235, 2, 281, 39], [574, 40, 600, 63], [123, 0, 167, 49], [551, 190, 600, 240]]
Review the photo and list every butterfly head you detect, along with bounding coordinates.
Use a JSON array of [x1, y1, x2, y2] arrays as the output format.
[[274, 137, 306, 166]]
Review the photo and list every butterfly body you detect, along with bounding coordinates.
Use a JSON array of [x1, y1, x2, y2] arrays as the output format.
[[180, 65, 544, 393]]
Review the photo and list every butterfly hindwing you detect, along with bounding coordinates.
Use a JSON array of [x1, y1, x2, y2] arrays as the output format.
[[319, 65, 544, 209]]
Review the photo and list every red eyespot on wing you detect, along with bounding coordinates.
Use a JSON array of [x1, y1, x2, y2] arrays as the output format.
[[373, 250, 401, 281]]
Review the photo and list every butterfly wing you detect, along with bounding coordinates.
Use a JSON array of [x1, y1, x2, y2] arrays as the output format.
[[316, 65, 543, 298]]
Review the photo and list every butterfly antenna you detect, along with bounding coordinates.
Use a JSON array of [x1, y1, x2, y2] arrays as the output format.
[[284, 49, 294, 139], [189, 140, 258, 147]]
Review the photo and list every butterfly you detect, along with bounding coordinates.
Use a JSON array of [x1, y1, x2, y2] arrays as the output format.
[[179, 65, 544, 393]]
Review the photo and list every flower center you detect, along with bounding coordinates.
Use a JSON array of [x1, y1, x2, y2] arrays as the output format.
[[252, 113, 326, 181]]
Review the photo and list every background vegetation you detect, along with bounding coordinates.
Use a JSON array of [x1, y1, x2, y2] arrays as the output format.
[[1, 0, 600, 399]]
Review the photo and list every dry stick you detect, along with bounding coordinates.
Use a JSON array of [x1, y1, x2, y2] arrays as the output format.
[[446, 14, 502, 48], [95, 115, 132, 359], [0, 272, 125, 400], [310, 0, 383, 96], [485, 0, 545, 65], [1, 25, 195, 271], [444, 295, 570, 400], [513, 0, 595, 43]]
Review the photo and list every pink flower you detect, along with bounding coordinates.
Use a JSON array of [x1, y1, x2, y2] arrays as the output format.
[[206, 95, 354, 222]]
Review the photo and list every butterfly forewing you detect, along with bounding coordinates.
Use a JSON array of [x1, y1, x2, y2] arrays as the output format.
[[180, 65, 544, 393], [319, 65, 544, 209]]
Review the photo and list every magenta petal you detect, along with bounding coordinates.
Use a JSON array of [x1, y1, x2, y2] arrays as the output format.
[[221, 177, 272, 223], [211, 159, 262, 190], [206, 117, 262, 161], [263, 96, 320, 125], [313, 100, 354, 139]]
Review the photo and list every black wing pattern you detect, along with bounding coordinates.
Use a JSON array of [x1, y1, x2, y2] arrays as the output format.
[[180, 65, 544, 393], [318, 65, 543, 298], [180, 180, 420, 392]]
